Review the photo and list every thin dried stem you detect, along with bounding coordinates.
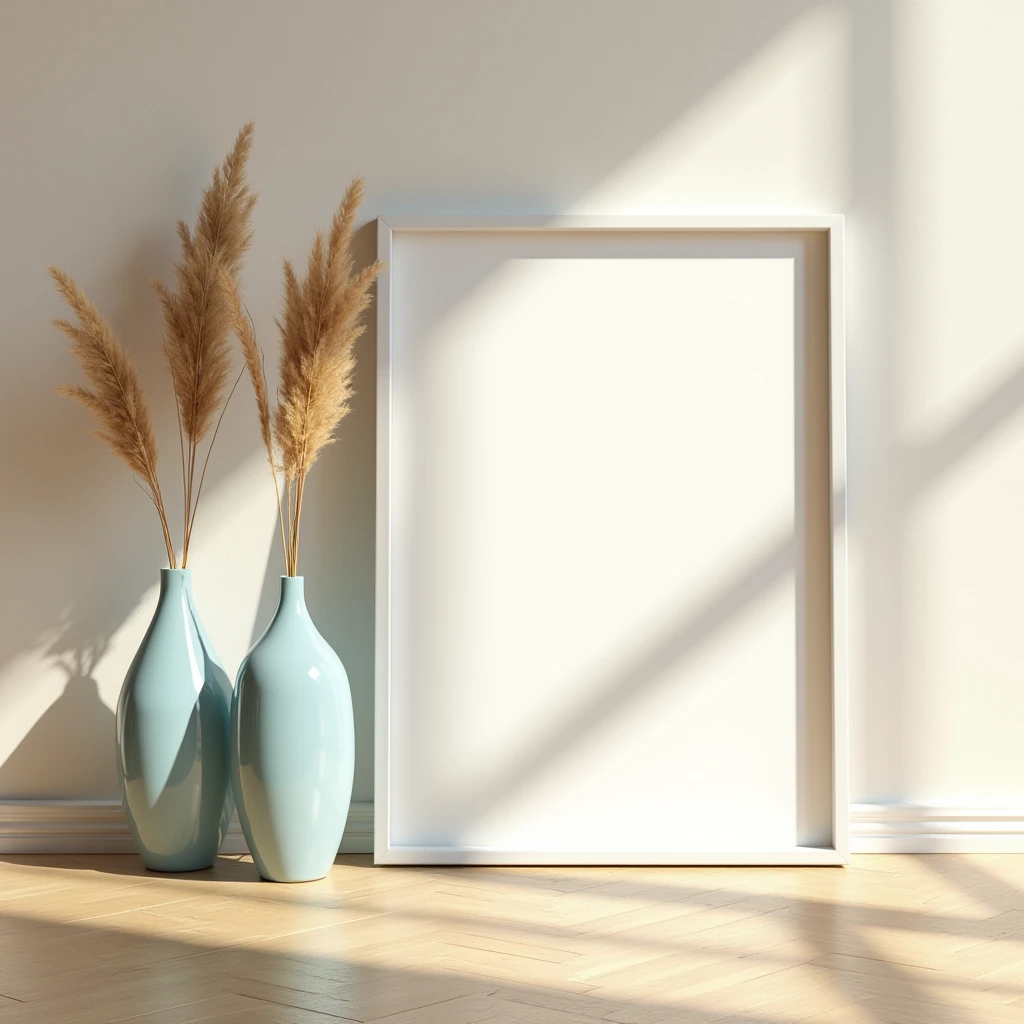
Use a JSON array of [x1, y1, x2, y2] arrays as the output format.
[[223, 269, 289, 570], [174, 399, 187, 545], [183, 365, 245, 563], [285, 477, 296, 576], [254, 336, 289, 571], [291, 470, 307, 576], [288, 474, 301, 576]]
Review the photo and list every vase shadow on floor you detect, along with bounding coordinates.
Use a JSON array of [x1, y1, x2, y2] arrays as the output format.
[[58, 851, 368, 884], [69, 853, 262, 882]]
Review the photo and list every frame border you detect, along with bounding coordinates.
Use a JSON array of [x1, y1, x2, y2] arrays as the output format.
[[375, 215, 848, 866]]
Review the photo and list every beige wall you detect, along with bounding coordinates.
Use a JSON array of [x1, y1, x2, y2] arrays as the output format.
[[1, 0, 1023, 809]]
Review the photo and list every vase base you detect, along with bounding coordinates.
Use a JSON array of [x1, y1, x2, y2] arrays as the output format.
[[258, 868, 332, 883], [140, 855, 217, 873]]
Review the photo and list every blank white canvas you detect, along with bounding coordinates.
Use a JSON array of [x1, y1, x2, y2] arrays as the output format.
[[384, 227, 834, 858]]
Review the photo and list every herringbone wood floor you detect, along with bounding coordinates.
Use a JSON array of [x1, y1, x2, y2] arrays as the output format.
[[0, 854, 1022, 1023]]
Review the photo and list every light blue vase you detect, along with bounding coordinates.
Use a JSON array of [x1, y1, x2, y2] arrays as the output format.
[[116, 568, 233, 871], [231, 576, 355, 882]]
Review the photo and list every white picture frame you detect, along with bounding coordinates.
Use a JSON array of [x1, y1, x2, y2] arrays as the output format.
[[375, 216, 848, 865]]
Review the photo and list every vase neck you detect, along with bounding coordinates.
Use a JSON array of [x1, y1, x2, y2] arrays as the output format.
[[159, 567, 192, 600], [277, 576, 307, 618]]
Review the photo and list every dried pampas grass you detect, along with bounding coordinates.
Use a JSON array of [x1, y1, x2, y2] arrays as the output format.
[[48, 266, 177, 567], [154, 122, 258, 565], [51, 124, 257, 568], [233, 178, 384, 576]]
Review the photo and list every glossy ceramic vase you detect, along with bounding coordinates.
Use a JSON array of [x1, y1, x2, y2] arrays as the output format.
[[232, 576, 355, 882], [116, 568, 233, 871]]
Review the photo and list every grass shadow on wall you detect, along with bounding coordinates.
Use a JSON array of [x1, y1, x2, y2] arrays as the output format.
[[0, 615, 116, 798]]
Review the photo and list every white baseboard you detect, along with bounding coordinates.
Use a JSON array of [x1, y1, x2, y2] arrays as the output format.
[[851, 804, 1024, 853], [0, 800, 373, 856], [3, 802, 1022, 857]]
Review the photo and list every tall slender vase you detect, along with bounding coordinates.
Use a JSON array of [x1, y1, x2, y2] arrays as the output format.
[[116, 568, 233, 871], [231, 576, 355, 882]]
